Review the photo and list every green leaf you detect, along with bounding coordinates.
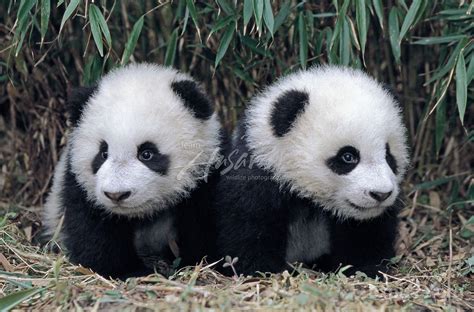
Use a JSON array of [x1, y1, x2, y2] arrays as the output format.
[[263, 0, 274, 34], [208, 15, 234, 39], [13, 0, 36, 55], [243, 0, 253, 28], [398, 0, 421, 43], [340, 17, 351, 66], [372, 0, 384, 30], [185, 0, 200, 40], [60, 0, 80, 33], [217, 0, 235, 15], [412, 35, 467, 45], [388, 7, 401, 64], [0, 287, 45, 311], [435, 98, 446, 155], [425, 37, 468, 85], [40, 0, 50, 43], [88, 4, 104, 56], [241, 36, 271, 56], [121, 15, 144, 65], [298, 12, 308, 69], [16, 0, 36, 27], [253, 0, 264, 32], [414, 176, 457, 190], [455, 53, 467, 125], [273, 1, 291, 33], [356, 0, 367, 60], [330, 0, 350, 50], [164, 28, 179, 67], [215, 21, 235, 68], [467, 54, 474, 85], [89, 4, 111, 48]]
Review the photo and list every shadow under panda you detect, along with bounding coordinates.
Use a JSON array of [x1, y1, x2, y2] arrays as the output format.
[[41, 63, 224, 279], [213, 66, 410, 278]]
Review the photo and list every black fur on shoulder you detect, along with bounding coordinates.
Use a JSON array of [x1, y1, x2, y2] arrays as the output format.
[[171, 80, 214, 120], [66, 86, 97, 126], [270, 89, 309, 137]]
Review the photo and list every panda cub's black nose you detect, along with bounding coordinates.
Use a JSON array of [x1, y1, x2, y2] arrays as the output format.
[[369, 191, 392, 202], [104, 191, 131, 203]]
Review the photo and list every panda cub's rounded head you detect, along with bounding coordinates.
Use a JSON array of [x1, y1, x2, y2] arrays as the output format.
[[245, 66, 409, 220], [68, 63, 221, 217]]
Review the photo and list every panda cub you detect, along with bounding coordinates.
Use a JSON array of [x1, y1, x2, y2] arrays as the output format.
[[42, 64, 222, 278], [214, 66, 409, 277]]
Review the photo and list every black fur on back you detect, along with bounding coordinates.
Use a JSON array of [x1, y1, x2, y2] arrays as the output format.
[[67, 86, 97, 126], [270, 89, 309, 137], [171, 80, 214, 120], [212, 119, 400, 278]]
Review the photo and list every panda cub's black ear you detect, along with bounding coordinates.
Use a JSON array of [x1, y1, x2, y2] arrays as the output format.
[[270, 89, 309, 137], [171, 80, 214, 120], [66, 86, 97, 126]]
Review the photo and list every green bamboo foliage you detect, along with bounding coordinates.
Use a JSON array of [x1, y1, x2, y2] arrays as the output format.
[[1, 0, 472, 205], [5, 0, 473, 126]]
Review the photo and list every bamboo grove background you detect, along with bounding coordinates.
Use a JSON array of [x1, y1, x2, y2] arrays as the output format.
[[0, 0, 472, 223]]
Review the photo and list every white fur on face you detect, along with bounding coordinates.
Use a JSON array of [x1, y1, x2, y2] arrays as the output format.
[[246, 66, 409, 220], [69, 64, 221, 217]]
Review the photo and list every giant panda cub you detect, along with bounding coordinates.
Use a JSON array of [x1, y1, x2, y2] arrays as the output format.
[[42, 63, 222, 279], [214, 66, 409, 277]]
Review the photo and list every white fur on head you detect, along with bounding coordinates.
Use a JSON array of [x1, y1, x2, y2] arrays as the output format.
[[245, 66, 409, 220], [69, 63, 221, 217]]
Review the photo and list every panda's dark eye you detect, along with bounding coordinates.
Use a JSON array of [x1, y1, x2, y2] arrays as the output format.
[[326, 145, 360, 175], [139, 150, 154, 161], [101, 151, 108, 160], [341, 152, 358, 164]]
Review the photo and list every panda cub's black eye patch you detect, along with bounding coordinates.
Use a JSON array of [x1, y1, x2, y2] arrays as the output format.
[[137, 141, 170, 175], [326, 146, 360, 175], [92, 141, 108, 174]]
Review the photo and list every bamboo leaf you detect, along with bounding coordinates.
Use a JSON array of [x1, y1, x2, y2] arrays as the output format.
[[164, 28, 179, 66], [455, 53, 467, 125], [388, 7, 401, 64], [88, 4, 104, 56], [243, 0, 253, 28], [40, 0, 50, 43], [185, 0, 201, 40], [253, 0, 264, 33], [121, 15, 144, 65], [263, 0, 274, 34], [273, 1, 291, 33], [340, 17, 350, 66], [16, 0, 36, 27], [398, 0, 421, 43], [208, 15, 235, 39], [215, 21, 235, 68], [466, 54, 474, 85], [298, 12, 308, 69], [0, 287, 45, 311], [435, 99, 446, 155], [217, 0, 235, 15], [412, 35, 467, 45], [356, 0, 367, 60], [60, 0, 80, 33], [372, 0, 384, 30], [89, 4, 111, 47]]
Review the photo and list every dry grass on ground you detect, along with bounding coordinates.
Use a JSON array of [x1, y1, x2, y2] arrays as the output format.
[[0, 198, 472, 311]]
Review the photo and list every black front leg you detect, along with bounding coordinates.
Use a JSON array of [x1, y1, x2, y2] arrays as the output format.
[[323, 209, 399, 278], [61, 170, 147, 279]]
